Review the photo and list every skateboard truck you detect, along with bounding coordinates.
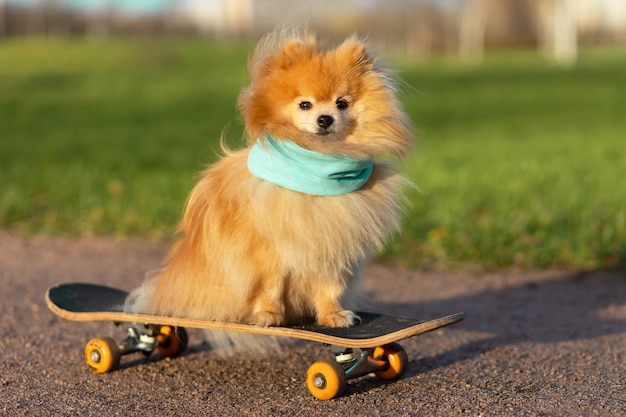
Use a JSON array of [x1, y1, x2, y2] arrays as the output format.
[[116, 322, 159, 356], [332, 346, 391, 380]]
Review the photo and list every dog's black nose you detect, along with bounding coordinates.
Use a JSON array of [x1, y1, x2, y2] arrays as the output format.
[[317, 115, 334, 129]]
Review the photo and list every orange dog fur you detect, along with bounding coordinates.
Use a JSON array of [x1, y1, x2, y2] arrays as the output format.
[[126, 29, 413, 329]]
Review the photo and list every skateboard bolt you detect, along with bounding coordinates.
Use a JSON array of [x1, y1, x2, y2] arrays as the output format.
[[313, 374, 327, 389], [90, 351, 101, 364]]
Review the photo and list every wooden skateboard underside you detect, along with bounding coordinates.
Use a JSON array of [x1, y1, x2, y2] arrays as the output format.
[[46, 283, 465, 348]]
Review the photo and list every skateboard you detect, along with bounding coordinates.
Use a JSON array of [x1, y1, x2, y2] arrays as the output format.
[[46, 282, 465, 400]]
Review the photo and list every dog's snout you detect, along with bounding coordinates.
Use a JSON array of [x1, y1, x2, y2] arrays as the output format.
[[317, 115, 334, 129]]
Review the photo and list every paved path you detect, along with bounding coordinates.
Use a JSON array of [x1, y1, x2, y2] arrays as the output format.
[[1, 234, 624, 415]]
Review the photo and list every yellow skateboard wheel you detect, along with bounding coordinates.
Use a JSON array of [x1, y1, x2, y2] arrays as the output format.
[[306, 360, 347, 400], [156, 326, 188, 357], [84, 337, 121, 374], [372, 342, 408, 380]]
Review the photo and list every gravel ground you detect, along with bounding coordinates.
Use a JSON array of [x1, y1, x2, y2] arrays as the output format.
[[1, 233, 625, 416]]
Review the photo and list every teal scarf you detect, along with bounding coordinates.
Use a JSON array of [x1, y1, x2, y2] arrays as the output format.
[[247, 135, 373, 196]]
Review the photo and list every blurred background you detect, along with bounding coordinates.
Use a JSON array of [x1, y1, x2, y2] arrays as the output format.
[[1, 0, 625, 269], [2, 0, 626, 64]]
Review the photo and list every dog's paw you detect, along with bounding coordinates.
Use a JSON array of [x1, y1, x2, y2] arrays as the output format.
[[249, 310, 284, 327], [317, 310, 359, 328]]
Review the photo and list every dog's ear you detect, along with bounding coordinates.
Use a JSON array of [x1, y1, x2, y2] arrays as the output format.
[[336, 39, 373, 69], [281, 40, 308, 56], [277, 41, 314, 67], [250, 39, 314, 77]]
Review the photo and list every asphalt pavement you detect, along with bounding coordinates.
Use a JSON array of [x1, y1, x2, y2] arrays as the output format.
[[1, 233, 624, 416]]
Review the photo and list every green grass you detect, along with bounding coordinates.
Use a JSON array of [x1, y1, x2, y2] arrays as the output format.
[[1, 37, 250, 237], [392, 49, 626, 268], [1, 38, 625, 268]]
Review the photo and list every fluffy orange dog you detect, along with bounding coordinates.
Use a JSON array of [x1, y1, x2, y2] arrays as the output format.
[[126, 30, 413, 328]]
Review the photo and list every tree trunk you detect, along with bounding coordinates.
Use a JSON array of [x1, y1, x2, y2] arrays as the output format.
[[535, 0, 578, 65], [459, 0, 487, 62]]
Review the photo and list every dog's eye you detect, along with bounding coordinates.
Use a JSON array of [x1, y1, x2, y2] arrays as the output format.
[[299, 101, 312, 111], [336, 99, 349, 110]]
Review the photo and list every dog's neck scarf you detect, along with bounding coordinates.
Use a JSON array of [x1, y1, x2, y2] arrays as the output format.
[[247, 135, 373, 196]]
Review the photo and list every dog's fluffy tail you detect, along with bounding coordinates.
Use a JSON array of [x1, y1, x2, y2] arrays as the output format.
[[202, 331, 286, 358], [124, 270, 160, 314]]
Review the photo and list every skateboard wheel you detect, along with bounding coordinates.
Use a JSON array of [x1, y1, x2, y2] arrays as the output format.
[[84, 337, 121, 374], [306, 360, 347, 400], [372, 342, 408, 380], [156, 326, 188, 357]]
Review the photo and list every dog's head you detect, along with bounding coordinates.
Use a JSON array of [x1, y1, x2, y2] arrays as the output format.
[[238, 30, 413, 159]]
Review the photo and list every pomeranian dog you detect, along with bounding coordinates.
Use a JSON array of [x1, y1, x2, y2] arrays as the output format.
[[126, 29, 413, 329]]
